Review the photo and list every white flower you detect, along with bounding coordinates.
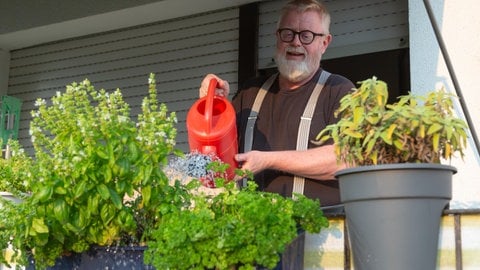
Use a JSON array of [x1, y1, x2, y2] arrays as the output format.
[[34, 98, 46, 107], [31, 110, 40, 118], [118, 116, 128, 123], [103, 113, 111, 121]]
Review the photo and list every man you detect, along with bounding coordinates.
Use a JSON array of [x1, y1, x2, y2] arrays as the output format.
[[199, 0, 354, 207]]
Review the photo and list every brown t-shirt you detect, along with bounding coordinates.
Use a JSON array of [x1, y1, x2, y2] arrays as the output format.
[[232, 68, 354, 206]]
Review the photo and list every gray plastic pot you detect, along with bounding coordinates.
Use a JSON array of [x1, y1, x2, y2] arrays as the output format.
[[336, 163, 455, 270]]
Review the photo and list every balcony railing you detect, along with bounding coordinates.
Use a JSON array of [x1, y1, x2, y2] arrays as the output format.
[[301, 208, 480, 270]]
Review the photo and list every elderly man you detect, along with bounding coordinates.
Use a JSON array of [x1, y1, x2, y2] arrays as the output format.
[[199, 0, 354, 208]]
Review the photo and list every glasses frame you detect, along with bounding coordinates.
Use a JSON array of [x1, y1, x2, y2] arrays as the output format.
[[277, 28, 326, 45]]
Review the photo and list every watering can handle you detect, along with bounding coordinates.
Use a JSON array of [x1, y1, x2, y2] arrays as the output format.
[[205, 78, 217, 134]]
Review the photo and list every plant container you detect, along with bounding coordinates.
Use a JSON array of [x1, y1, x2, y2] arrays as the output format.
[[27, 246, 154, 270], [336, 163, 455, 270]]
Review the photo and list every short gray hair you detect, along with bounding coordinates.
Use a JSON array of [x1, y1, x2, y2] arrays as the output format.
[[277, 0, 331, 33]]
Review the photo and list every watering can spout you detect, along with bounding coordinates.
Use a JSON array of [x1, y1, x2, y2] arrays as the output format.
[[186, 78, 238, 182]]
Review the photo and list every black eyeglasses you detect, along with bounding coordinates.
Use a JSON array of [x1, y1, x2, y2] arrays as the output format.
[[277, 28, 326, 45]]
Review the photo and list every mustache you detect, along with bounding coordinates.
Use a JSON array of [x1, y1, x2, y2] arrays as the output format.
[[285, 46, 306, 55]]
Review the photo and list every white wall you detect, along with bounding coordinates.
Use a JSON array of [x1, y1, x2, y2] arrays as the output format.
[[0, 49, 9, 96], [409, 0, 480, 209]]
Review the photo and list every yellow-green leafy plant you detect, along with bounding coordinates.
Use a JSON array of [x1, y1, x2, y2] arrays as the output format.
[[315, 77, 468, 166], [1, 74, 190, 269]]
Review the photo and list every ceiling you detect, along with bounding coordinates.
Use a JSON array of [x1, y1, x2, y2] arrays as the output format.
[[0, 0, 259, 50]]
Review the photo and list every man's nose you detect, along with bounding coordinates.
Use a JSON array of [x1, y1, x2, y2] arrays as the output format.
[[291, 33, 303, 46]]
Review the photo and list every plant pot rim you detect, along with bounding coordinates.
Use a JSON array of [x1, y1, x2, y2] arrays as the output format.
[[335, 163, 457, 178], [89, 245, 148, 252]]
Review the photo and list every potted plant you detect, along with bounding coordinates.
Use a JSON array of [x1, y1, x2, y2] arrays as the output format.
[[0, 73, 186, 269], [315, 76, 468, 270], [145, 164, 328, 270], [0, 74, 329, 270]]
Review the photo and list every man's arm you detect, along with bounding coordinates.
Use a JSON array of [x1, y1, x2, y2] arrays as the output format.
[[235, 145, 346, 180]]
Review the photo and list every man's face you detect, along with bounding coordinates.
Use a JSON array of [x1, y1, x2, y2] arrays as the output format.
[[275, 10, 331, 83]]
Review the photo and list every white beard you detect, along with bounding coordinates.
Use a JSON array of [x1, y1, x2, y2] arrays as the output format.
[[274, 46, 320, 83]]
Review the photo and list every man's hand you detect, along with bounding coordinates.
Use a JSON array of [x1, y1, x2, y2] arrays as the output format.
[[235, 151, 270, 175], [199, 74, 230, 98]]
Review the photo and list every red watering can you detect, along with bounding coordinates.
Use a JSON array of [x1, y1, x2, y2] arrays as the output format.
[[186, 78, 238, 183]]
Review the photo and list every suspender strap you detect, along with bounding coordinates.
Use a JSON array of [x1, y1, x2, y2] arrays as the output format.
[[244, 74, 277, 152], [243, 74, 277, 187], [292, 71, 331, 196]]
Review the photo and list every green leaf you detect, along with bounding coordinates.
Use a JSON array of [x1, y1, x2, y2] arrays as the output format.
[[353, 107, 364, 125], [108, 188, 123, 209], [31, 218, 49, 234], [143, 164, 153, 185], [393, 139, 404, 150], [128, 141, 139, 162], [97, 184, 110, 200], [54, 199, 68, 222], [386, 124, 397, 140], [427, 123, 443, 135], [380, 130, 393, 145], [100, 204, 115, 224], [73, 180, 87, 199], [142, 185, 152, 207], [370, 150, 378, 165], [365, 137, 376, 155], [344, 128, 363, 139], [433, 133, 440, 152], [418, 124, 426, 138], [96, 149, 109, 159], [33, 186, 53, 203], [104, 165, 112, 182], [54, 186, 67, 195], [87, 194, 100, 215]]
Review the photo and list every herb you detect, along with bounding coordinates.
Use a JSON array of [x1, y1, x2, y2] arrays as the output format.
[[315, 77, 468, 166], [145, 166, 328, 270], [1, 74, 186, 269]]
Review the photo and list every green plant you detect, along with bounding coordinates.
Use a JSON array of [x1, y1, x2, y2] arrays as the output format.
[[0, 194, 32, 269], [1, 74, 329, 270], [0, 139, 33, 194], [315, 76, 468, 166], [1, 73, 189, 269], [144, 166, 328, 270], [0, 141, 33, 269]]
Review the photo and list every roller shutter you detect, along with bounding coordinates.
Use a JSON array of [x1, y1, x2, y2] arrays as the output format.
[[8, 7, 240, 153], [258, 0, 409, 69]]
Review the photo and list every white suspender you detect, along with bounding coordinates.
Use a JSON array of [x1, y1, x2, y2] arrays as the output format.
[[292, 70, 331, 196], [243, 71, 331, 195]]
